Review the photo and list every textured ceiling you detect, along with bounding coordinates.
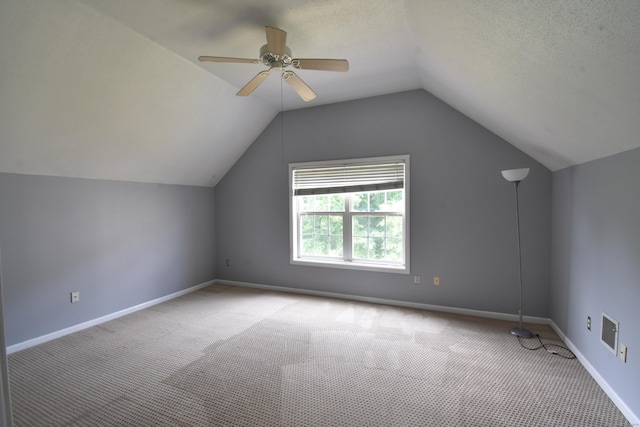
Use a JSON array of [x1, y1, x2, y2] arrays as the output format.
[[1, 0, 639, 186]]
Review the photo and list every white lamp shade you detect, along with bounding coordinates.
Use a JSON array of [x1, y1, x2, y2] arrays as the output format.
[[501, 168, 530, 182]]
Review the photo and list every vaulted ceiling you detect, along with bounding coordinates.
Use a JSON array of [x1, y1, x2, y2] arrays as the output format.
[[1, 0, 639, 187]]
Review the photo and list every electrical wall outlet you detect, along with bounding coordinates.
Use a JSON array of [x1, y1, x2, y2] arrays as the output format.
[[413, 276, 421, 284], [70, 291, 80, 303], [433, 276, 440, 286], [620, 344, 627, 363], [587, 316, 591, 331]]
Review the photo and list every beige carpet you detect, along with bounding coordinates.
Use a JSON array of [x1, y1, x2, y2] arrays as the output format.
[[8, 284, 631, 426]]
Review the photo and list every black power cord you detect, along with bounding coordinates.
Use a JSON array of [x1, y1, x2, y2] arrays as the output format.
[[517, 334, 577, 359]]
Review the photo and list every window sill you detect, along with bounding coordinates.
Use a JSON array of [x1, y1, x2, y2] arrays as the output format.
[[291, 258, 409, 274]]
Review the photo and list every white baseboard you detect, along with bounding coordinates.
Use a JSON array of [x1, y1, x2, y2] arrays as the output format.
[[549, 321, 639, 426], [214, 279, 549, 325], [6, 280, 215, 355]]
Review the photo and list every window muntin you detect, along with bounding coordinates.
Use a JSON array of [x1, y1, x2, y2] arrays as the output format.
[[300, 213, 344, 258], [290, 156, 409, 273]]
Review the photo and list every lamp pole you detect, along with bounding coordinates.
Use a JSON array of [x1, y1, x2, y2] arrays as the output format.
[[510, 180, 533, 338]]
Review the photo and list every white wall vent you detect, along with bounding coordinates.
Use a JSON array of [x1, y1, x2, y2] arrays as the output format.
[[600, 312, 619, 355]]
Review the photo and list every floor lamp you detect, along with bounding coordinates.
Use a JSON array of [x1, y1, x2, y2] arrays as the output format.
[[501, 168, 534, 339]]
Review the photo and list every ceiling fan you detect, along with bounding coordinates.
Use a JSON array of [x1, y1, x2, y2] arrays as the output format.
[[198, 26, 349, 102]]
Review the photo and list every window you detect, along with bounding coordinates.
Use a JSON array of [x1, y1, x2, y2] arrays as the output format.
[[290, 155, 409, 273]]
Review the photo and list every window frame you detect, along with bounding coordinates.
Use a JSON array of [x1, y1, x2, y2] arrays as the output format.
[[289, 155, 410, 274]]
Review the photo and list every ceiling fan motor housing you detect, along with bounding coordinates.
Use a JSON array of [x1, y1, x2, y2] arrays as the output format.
[[260, 44, 292, 69]]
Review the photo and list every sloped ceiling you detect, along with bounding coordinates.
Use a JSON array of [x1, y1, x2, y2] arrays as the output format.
[[1, 0, 639, 187]]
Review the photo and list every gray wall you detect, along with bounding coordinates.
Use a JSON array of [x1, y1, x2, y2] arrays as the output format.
[[216, 90, 552, 316], [551, 148, 640, 417], [0, 173, 216, 347]]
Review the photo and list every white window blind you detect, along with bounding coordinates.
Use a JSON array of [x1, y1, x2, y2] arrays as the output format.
[[292, 160, 405, 196]]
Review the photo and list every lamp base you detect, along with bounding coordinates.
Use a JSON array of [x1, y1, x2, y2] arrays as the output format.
[[510, 327, 534, 339]]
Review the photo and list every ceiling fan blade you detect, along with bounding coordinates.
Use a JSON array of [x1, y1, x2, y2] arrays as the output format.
[[265, 26, 287, 57], [292, 58, 349, 72], [237, 70, 271, 96], [282, 71, 317, 102], [198, 56, 260, 64]]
